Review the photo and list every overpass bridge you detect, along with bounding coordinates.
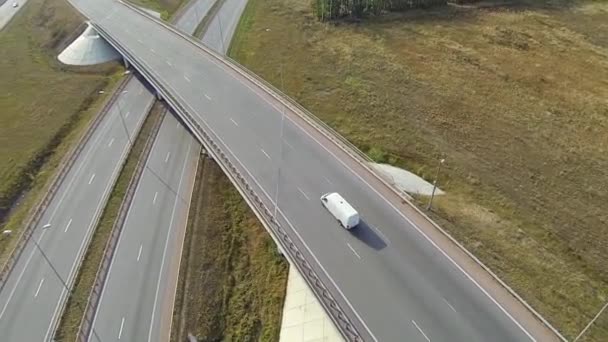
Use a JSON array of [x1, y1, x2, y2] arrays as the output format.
[[61, 0, 564, 341]]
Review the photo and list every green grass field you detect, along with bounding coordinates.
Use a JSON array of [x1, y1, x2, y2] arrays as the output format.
[[0, 0, 121, 265], [229, 0, 608, 339]]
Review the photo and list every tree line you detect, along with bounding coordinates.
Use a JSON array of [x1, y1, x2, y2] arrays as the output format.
[[314, 0, 447, 20]]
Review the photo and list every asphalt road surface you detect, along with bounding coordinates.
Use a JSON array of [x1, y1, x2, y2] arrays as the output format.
[[0, 0, 27, 30], [89, 114, 199, 342], [87, 5, 206, 341], [200, 0, 248, 54], [0, 78, 152, 341], [72, 1, 561, 341], [173, 0, 215, 35]]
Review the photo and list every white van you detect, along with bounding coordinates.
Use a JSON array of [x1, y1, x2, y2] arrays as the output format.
[[320, 192, 360, 229]]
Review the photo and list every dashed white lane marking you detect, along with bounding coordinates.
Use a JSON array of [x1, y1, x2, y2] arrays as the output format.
[[0, 230, 46, 319], [260, 149, 270, 160], [108, 138, 114, 147], [323, 176, 333, 185], [166, 60, 172, 67], [125, 111, 130, 118], [34, 278, 45, 298], [88, 173, 96, 185], [370, 224, 391, 245], [204, 94, 211, 101], [443, 298, 457, 313], [284, 140, 294, 150], [297, 187, 310, 200], [165, 152, 171, 163], [347, 243, 361, 259], [42, 223, 51, 229], [230, 118, 238, 126], [153, 192, 158, 205], [118, 317, 125, 339], [412, 320, 430, 342], [184, 75, 191, 83], [137, 38, 143, 43], [150, 48, 155, 53], [137, 245, 143, 261], [64, 219, 73, 233]]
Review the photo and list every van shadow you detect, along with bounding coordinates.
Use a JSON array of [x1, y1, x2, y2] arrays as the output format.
[[349, 220, 388, 251]]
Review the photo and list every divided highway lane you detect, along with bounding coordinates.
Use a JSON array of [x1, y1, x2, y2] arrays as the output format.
[[70, 1, 559, 341], [174, 0, 215, 34], [200, 0, 248, 54], [89, 114, 199, 342], [86, 3, 208, 341], [0, 79, 152, 341]]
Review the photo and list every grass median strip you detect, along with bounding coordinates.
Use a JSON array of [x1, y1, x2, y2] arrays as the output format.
[[54, 105, 163, 342], [171, 157, 288, 342], [229, 0, 608, 339]]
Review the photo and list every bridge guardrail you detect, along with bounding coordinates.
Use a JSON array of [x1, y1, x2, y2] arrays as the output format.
[[97, 3, 569, 340], [92, 22, 366, 342]]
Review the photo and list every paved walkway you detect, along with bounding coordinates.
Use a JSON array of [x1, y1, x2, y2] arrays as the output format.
[[279, 266, 343, 342]]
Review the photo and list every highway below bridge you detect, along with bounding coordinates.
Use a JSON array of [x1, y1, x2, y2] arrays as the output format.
[[0, 0, 564, 340], [70, 0, 562, 341]]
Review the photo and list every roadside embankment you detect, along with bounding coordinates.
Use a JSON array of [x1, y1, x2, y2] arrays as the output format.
[[0, 0, 121, 268], [171, 157, 288, 342]]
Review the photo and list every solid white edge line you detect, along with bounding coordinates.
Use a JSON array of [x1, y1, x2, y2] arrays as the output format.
[[147, 141, 192, 342], [165, 143, 200, 342]]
